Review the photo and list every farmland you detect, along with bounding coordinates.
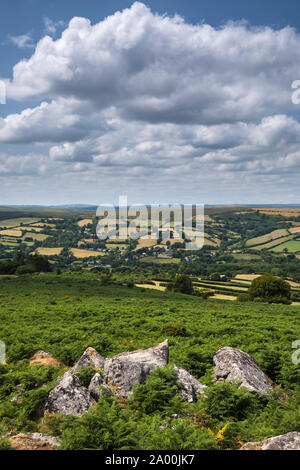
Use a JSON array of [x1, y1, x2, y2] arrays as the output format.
[[0, 205, 299, 451]]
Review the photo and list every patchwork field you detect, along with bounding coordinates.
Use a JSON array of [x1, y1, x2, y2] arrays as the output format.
[[77, 219, 93, 227], [250, 235, 295, 250], [22, 232, 49, 241], [246, 229, 289, 247], [139, 256, 180, 264], [36, 248, 63, 256], [134, 238, 157, 250], [0, 217, 41, 228], [0, 229, 22, 237], [289, 227, 300, 234], [271, 240, 300, 253], [70, 248, 105, 258]]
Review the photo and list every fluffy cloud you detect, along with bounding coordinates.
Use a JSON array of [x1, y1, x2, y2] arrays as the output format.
[[8, 33, 35, 49], [1, 2, 300, 202]]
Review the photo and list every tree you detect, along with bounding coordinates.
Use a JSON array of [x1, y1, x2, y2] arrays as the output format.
[[167, 274, 194, 294], [248, 274, 291, 304]]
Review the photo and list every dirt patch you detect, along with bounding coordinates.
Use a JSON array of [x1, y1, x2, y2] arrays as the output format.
[[29, 351, 62, 367], [10, 433, 60, 450]]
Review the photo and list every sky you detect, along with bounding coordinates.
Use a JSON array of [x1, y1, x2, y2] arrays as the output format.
[[1, 0, 300, 205]]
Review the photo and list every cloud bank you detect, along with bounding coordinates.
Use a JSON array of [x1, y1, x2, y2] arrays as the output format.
[[1, 2, 300, 203]]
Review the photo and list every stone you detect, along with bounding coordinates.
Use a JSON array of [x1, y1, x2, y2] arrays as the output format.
[[173, 365, 206, 402], [104, 340, 169, 397], [68, 347, 105, 375], [240, 432, 300, 450], [213, 347, 273, 395], [9, 433, 61, 450], [88, 373, 112, 400], [44, 373, 94, 417]]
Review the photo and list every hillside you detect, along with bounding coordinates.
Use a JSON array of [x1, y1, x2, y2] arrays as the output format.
[[0, 272, 299, 450]]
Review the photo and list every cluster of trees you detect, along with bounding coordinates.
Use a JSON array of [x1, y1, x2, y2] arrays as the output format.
[[0, 251, 51, 275]]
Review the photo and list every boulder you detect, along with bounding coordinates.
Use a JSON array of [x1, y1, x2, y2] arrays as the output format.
[[104, 340, 169, 397], [213, 347, 273, 395], [173, 365, 206, 402], [9, 433, 61, 451], [240, 432, 300, 450], [68, 347, 105, 375], [88, 373, 112, 400], [44, 374, 94, 417]]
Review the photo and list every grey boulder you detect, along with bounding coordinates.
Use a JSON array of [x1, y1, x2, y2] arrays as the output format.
[[173, 365, 206, 402], [44, 374, 95, 417], [240, 432, 300, 450], [68, 347, 105, 375], [88, 373, 112, 400], [104, 340, 169, 397], [213, 347, 273, 396]]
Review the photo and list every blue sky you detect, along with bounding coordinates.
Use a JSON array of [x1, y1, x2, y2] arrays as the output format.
[[1, 1, 300, 205]]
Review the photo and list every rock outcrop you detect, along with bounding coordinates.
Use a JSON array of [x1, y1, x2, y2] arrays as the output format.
[[88, 373, 112, 400], [68, 347, 105, 375], [9, 433, 61, 450], [213, 347, 273, 395], [240, 432, 300, 450], [44, 373, 95, 417], [103, 340, 169, 397], [173, 365, 206, 402]]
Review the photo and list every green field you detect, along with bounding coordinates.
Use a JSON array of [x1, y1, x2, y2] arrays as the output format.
[[250, 235, 295, 250], [0, 273, 299, 450], [271, 240, 300, 253], [140, 256, 181, 264], [0, 217, 41, 228], [22, 232, 49, 242]]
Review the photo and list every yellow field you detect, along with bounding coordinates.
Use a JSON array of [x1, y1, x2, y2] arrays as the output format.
[[15, 226, 43, 232], [234, 273, 300, 288], [77, 219, 93, 227], [31, 222, 55, 228], [71, 248, 105, 258], [253, 208, 300, 217], [289, 227, 300, 234], [135, 282, 166, 291], [235, 274, 260, 281], [0, 229, 22, 237], [134, 238, 157, 250], [36, 248, 63, 256]]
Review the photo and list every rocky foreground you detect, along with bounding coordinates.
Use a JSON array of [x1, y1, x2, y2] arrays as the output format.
[[5, 341, 300, 450]]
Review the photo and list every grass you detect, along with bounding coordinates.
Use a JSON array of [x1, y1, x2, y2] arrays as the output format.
[[246, 229, 289, 247], [0, 217, 40, 228], [0, 272, 299, 449], [271, 240, 300, 253], [22, 232, 49, 241], [106, 243, 128, 250], [250, 235, 295, 250], [139, 256, 181, 264]]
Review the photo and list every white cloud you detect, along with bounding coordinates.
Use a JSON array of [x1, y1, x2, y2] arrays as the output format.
[[8, 33, 35, 49], [43, 17, 65, 35], [1, 2, 300, 203]]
